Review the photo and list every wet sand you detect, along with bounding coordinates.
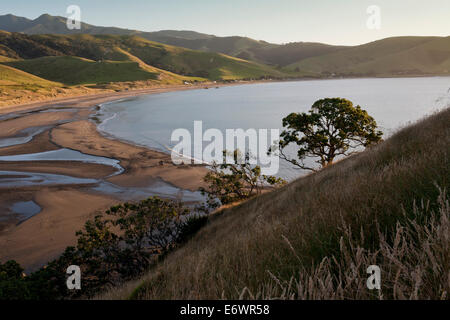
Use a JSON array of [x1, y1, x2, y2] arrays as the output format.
[[0, 110, 77, 138], [0, 130, 58, 156], [0, 188, 117, 271], [0, 161, 117, 179], [51, 120, 207, 191], [0, 85, 211, 271]]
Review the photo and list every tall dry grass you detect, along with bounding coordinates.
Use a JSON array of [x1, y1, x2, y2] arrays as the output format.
[[99, 107, 450, 300]]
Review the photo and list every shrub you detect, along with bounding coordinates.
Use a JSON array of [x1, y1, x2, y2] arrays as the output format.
[[0, 197, 196, 300], [199, 150, 286, 210]]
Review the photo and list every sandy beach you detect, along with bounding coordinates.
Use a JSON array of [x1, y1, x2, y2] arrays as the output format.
[[0, 82, 232, 114], [0, 83, 218, 271]]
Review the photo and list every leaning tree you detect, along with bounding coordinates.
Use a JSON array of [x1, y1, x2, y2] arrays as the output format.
[[274, 98, 383, 171]]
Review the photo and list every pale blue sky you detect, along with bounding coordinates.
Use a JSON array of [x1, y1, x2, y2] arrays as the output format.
[[1, 0, 449, 45]]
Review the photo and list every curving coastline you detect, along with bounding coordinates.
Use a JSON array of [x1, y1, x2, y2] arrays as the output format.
[[0, 84, 221, 271]]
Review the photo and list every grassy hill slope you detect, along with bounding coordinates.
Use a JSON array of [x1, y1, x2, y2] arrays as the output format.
[[5, 56, 159, 85], [287, 36, 450, 76], [101, 107, 450, 300], [112, 47, 204, 84], [0, 63, 61, 88], [146, 36, 349, 67], [0, 54, 14, 62], [0, 32, 290, 81]]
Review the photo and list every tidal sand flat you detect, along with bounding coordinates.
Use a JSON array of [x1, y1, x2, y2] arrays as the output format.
[[0, 88, 211, 270], [0, 188, 117, 272]]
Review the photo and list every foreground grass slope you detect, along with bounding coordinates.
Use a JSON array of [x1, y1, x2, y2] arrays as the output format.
[[102, 107, 449, 300]]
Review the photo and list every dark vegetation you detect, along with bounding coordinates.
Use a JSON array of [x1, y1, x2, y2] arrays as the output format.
[[0, 151, 285, 300], [0, 197, 206, 299], [199, 150, 286, 210]]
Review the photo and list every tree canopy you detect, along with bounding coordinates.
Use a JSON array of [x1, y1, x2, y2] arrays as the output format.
[[275, 98, 383, 171], [199, 150, 286, 210]]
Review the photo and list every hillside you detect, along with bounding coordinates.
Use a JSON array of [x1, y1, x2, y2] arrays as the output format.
[[0, 14, 139, 36], [5, 56, 159, 85], [0, 14, 353, 67], [0, 32, 290, 81], [100, 107, 450, 300], [287, 36, 450, 76], [2, 13, 449, 75], [0, 63, 61, 88], [0, 61, 99, 108]]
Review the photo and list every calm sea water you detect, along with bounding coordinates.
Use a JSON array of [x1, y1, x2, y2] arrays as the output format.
[[97, 77, 450, 180]]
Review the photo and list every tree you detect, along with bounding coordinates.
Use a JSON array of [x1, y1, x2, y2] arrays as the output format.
[[0, 197, 199, 300], [273, 98, 383, 171], [0, 260, 30, 299], [107, 197, 189, 255], [73, 197, 190, 290], [199, 150, 286, 210]]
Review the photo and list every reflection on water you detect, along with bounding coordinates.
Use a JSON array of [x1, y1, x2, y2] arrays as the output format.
[[0, 107, 78, 148], [93, 179, 205, 203], [0, 125, 53, 148], [11, 201, 42, 223], [0, 170, 204, 206], [0, 171, 98, 188], [0, 148, 124, 176]]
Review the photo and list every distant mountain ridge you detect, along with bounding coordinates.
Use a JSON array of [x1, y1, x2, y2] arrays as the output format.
[[0, 13, 347, 67], [0, 14, 216, 41]]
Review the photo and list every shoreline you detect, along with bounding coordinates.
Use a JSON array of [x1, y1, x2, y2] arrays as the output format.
[[0, 81, 256, 115], [6, 74, 448, 115], [0, 83, 226, 270], [3, 75, 449, 115]]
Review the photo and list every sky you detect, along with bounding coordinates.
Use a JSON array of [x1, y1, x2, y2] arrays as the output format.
[[1, 0, 450, 45]]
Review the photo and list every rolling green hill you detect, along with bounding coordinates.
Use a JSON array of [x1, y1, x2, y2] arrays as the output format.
[[287, 36, 450, 76], [142, 35, 348, 67], [100, 107, 450, 300], [0, 63, 61, 88], [5, 56, 159, 85], [0, 32, 290, 81]]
